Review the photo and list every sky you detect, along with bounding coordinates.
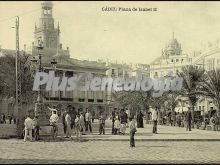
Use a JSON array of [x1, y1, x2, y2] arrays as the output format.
[[1, 1, 220, 64]]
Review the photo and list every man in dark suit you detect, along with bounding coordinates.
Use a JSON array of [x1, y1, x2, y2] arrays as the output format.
[[186, 107, 192, 131], [62, 110, 67, 134], [111, 109, 116, 134]]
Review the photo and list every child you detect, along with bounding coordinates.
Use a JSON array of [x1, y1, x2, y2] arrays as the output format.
[[129, 117, 136, 148], [75, 113, 82, 141], [99, 112, 105, 135]]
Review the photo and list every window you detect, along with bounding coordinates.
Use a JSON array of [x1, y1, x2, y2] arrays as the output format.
[[47, 9, 51, 14], [176, 59, 179, 62], [88, 99, 94, 102], [78, 98, 85, 102], [171, 59, 174, 62], [44, 9, 51, 15], [97, 99, 103, 103]]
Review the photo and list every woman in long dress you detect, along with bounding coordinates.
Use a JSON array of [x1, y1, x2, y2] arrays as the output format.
[[137, 111, 144, 128]]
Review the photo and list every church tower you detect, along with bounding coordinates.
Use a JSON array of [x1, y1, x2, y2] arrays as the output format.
[[34, 1, 60, 49]]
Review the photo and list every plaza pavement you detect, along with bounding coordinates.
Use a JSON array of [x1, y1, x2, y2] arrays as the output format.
[[0, 140, 220, 164], [1, 120, 220, 163]]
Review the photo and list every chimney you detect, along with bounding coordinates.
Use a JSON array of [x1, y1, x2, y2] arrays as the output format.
[[67, 47, 69, 51], [59, 44, 62, 49]]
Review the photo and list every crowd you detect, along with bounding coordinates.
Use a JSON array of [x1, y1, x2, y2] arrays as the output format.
[[0, 113, 16, 124], [23, 106, 109, 142], [152, 108, 219, 132], [21, 105, 219, 148]]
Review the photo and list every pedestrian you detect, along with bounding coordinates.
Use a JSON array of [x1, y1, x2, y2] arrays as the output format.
[[8, 114, 13, 124], [85, 108, 92, 133], [119, 109, 127, 135], [62, 110, 67, 135], [129, 117, 137, 148], [171, 111, 175, 126], [176, 112, 181, 127], [214, 113, 219, 131], [33, 115, 40, 141], [65, 111, 72, 138], [91, 110, 95, 123], [71, 108, 77, 130], [99, 112, 105, 135], [137, 110, 144, 128], [111, 109, 116, 134], [114, 112, 120, 135], [3, 113, 6, 124], [186, 107, 192, 131], [75, 113, 82, 141], [80, 112, 85, 135], [24, 114, 34, 142], [152, 108, 158, 134], [49, 107, 59, 137]]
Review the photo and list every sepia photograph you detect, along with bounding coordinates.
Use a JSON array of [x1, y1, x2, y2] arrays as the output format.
[[0, 1, 220, 164]]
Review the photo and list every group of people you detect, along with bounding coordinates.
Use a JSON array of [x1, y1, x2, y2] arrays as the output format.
[[111, 109, 129, 135], [151, 107, 194, 133], [61, 108, 95, 140], [23, 106, 108, 142], [111, 108, 137, 147], [0, 113, 16, 124]]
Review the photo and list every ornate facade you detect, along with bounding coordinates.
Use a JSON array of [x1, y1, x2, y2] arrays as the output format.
[[29, 1, 108, 115], [150, 33, 192, 78]]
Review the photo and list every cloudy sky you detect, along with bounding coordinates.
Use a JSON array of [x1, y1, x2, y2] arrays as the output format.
[[1, 1, 220, 64]]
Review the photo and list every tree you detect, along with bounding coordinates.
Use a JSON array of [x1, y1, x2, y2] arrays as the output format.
[[112, 90, 153, 123], [178, 65, 205, 127], [0, 53, 37, 104], [198, 69, 220, 118], [0, 52, 37, 137]]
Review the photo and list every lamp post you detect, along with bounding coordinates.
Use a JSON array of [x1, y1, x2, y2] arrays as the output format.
[[31, 41, 50, 126]]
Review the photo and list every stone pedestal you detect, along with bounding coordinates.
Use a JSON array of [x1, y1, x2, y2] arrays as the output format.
[[34, 102, 50, 126]]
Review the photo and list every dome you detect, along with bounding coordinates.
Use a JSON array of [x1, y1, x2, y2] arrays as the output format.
[[168, 38, 180, 48], [165, 35, 182, 56]]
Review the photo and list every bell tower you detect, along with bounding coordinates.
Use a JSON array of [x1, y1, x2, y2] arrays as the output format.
[[34, 1, 60, 49]]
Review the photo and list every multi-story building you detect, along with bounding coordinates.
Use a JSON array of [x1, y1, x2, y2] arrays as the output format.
[[28, 1, 109, 115], [150, 33, 193, 78], [150, 34, 220, 116]]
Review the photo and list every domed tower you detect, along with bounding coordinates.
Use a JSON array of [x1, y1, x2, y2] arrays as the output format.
[[166, 32, 182, 56], [34, 1, 60, 49]]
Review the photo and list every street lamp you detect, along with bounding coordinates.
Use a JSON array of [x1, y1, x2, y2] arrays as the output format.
[[31, 41, 50, 126]]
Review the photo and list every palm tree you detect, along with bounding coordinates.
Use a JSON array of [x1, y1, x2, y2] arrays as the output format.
[[198, 69, 220, 118], [178, 65, 205, 127]]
